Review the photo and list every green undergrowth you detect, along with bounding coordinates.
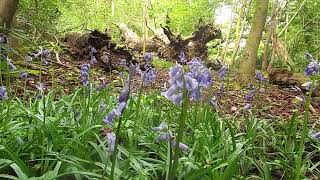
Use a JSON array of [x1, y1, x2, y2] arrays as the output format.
[[0, 86, 320, 179]]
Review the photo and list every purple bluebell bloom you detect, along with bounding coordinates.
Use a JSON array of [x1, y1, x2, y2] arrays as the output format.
[[80, 64, 90, 86], [0, 33, 6, 44], [34, 48, 50, 59], [247, 83, 254, 89], [191, 89, 201, 101], [115, 102, 127, 116], [169, 93, 183, 106], [304, 61, 320, 76], [144, 52, 153, 63], [106, 132, 116, 154], [183, 75, 198, 91], [90, 56, 98, 64], [144, 68, 157, 84], [118, 85, 130, 103], [89, 47, 97, 56], [169, 64, 184, 85], [151, 122, 168, 132], [170, 140, 188, 153], [244, 89, 256, 101], [217, 65, 228, 80], [209, 96, 218, 109], [104, 110, 116, 125], [161, 85, 178, 100], [96, 82, 107, 92], [255, 72, 266, 81], [243, 103, 252, 110], [155, 132, 172, 143], [178, 51, 187, 64], [0, 86, 8, 100], [19, 71, 28, 78], [188, 57, 205, 74], [197, 69, 212, 88]]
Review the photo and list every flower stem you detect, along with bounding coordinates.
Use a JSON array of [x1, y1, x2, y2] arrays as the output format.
[[110, 116, 123, 179], [169, 88, 189, 179]]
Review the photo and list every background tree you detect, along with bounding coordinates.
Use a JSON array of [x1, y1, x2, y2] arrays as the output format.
[[238, 0, 269, 81], [0, 0, 19, 28]]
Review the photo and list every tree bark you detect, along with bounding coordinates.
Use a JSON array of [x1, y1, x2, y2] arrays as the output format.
[[238, 0, 269, 82], [0, 0, 19, 28]]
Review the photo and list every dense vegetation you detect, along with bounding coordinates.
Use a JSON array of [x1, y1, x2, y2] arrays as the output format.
[[1, 0, 320, 179]]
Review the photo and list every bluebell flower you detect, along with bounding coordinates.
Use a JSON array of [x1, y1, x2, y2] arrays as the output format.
[[19, 71, 28, 78], [304, 61, 320, 76], [247, 83, 254, 89], [183, 75, 198, 91], [104, 110, 116, 125], [170, 140, 188, 153], [35, 82, 44, 92], [209, 96, 218, 109], [118, 85, 130, 103], [0, 86, 8, 100], [90, 56, 98, 64], [301, 82, 312, 91], [217, 65, 228, 80], [106, 132, 116, 154], [178, 51, 187, 64], [151, 122, 168, 132], [191, 88, 201, 101], [197, 69, 212, 88], [305, 53, 314, 62], [6, 58, 16, 70], [255, 72, 266, 81], [34, 48, 50, 59], [80, 64, 90, 86], [188, 57, 205, 75], [119, 58, 127, 67], [25, 55, 33, 62], [243, 103, 252, 110], [0, 34, 6, 44], [144, 52, 153, 62], [169, 93, 183, 106], [161, 85, 178, 100], [244, 89, 256, 101], [89, 47, 97, 56], [144, 68, 157, 84], [96, 82, 107, 92], [115, 102, 127, 116], [169, 64, 184, 84], [155, 132, 172, 143]]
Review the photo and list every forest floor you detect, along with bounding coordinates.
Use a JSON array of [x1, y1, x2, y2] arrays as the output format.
[[11, 54, 320, 124]]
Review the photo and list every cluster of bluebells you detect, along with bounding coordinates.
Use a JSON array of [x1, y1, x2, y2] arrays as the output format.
[[178, 51, 187, 64], [255, 72, 266, 82], [102, 64, 135, 153], [142, 52, 157, 84], [217, 65, 228, 80], [243, 83, 256, 110], [162, 58, 212, 105], [31, 48, 51, 65], [0, 86, 8, 101], [152, 122, 188, 153], [80, 64, 90, 86], [304, 53, 319, 76], [89, 47, 98, 64]]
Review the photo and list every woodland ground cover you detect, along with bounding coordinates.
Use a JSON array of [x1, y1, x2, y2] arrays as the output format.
[[1, 0, 320, 179]]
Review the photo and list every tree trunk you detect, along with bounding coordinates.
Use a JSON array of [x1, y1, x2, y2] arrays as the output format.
[[0, 0, 19, 28], [238, 0, 269, 82]]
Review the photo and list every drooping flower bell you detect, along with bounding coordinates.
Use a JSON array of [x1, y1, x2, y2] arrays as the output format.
[[143, 68, 157, 84], [255, 72, 266, 82], [217, 65, 228, 80], [144, 52, 153, 63], [178, 51, 187, 64], [106, 132, 116, 154], [0, 86, 8, 100]]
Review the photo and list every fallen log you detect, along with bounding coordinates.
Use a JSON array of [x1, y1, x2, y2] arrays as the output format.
[[63, 30, 134, 70], [117, 22, 222, 62]]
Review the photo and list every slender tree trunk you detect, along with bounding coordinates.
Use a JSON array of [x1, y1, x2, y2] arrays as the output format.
[[0, 0, 19, 28], [262, 0, 278, 71], [238, 0, 269, 82]]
